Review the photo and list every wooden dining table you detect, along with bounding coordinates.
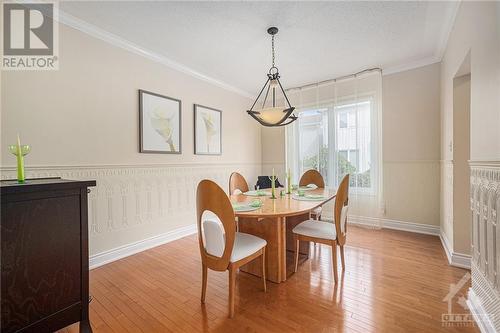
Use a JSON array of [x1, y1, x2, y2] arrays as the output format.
[[231, 188, 336, 283]]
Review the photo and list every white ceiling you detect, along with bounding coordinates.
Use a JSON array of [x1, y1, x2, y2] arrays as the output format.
[[60, 1, 458, 97]]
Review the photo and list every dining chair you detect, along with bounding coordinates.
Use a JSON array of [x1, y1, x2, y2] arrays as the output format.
[[197, 179, 267, 318], [229, 172, 249, 195], [255, 175, 284, 189], [292, 174, 349, 284], [299, 169, 325, 220]]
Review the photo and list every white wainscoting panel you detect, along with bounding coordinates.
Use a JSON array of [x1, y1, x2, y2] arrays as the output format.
[[0, 163, 261, 261], [469, 161, 500, 332], [441, 160, 455, 250]]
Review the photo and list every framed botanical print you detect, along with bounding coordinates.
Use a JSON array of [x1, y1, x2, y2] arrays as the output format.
[[139, 89, 181, 154], [194, 104, 222, 155]]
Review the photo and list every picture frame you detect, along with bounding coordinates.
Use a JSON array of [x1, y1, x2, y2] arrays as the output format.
[[194, 104, 222, 155], [139, 89, 182, 154]]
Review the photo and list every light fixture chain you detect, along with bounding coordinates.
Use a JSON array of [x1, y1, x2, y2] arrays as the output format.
[[271, 35, 275, 68]]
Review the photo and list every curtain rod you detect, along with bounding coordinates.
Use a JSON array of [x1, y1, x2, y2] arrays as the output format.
[[286, 67, 382, 91]]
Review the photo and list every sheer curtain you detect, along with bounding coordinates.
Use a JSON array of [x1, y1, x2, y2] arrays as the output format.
[[285, 70, 383, 227]]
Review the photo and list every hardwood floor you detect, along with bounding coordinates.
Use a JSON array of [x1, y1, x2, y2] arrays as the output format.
[[59, 226, 478, 333]]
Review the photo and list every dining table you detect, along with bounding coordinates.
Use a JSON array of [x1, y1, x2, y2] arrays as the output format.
[[230, 187, 336, 283]]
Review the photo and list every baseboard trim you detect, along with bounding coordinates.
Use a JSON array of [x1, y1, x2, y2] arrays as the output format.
[[382, 218, 440, 236], [439, 231, 471, 269], [338, 215, 473, 269], [346, 215, 471, 269], [467, 288, 497, 333], [343, 215, 441, 236], [89, 224, 197, 269]]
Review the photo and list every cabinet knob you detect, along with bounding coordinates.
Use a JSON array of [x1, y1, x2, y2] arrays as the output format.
[[87, 189, 91, 194]]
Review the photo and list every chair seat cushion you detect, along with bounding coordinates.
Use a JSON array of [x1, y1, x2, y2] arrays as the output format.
[[231, 232, 267, 262], [292, 219, 336, 240]]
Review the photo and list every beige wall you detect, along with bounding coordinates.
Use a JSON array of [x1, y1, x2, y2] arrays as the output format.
[[1, 24, 262, 256], [1, 25, 260, 166], [261, 127, 285, 177], [441, 3, 500, 330], [261, 63, 442, 225], [382, 63, 441, 226], [440, 1, 500, 254], [452, 74, 471, 255]]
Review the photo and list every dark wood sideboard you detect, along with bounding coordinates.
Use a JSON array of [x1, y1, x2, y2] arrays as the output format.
[[1, 178, 96, 333]]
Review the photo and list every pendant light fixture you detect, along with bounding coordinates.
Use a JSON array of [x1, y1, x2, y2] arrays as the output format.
[[247, 27, 297, 127]]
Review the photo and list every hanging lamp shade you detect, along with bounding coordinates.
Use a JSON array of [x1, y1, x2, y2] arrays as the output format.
[[247, 27, 297, 127]]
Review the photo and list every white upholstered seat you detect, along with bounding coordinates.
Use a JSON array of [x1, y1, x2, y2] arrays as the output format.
[[231, 233, 267, 262], [203, 218, 266, 263], [292, 220, 336, 240], [293, 205, 348, 240]]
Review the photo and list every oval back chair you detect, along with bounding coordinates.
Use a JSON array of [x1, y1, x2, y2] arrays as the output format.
[[229, 172, 249, 195], [197, 180, 236, 272], [196, 179, 266, 318], [333, 174, 350, 253], [292, 174, 349, 284], [299, 170, 325, 220], [299, 169, 325, 188]]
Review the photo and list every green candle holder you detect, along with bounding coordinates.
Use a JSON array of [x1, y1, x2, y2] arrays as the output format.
[[9, 144, 30, 183], [268, 175, 277, 199], [286, 171, 292, 194]]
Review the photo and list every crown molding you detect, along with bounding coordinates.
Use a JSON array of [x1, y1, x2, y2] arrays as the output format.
[[55, 9, 254, 99], [382, 56, 441, 76], [52, 3, 460, 93], [382, 2, 460, 76], [435, 1, 461, 61]]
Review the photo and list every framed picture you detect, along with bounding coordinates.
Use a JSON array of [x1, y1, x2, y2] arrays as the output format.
[[194, 104, 222, 155], [139, 89, 182, 154]]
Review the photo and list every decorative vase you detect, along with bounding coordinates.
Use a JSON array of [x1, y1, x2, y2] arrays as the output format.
[[9, 135, 30, 183]]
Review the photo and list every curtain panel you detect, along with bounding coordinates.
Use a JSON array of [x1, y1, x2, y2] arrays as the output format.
[[285, 70, 383, 224]]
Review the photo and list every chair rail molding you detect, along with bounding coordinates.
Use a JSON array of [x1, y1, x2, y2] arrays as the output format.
[[469, 160, 500, 332], [0, 162, 261, 264]]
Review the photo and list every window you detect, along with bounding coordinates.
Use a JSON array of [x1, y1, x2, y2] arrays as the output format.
[[335, 100, 371, 190], [289, 98, 376, 193], [297, 109, 329, 181], [339, 113, 348, 128]]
